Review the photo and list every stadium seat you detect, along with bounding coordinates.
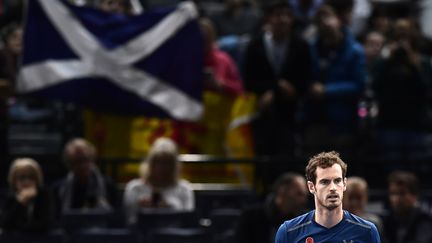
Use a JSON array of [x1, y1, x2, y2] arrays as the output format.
[[0, 230, 65, 243], [72, 228, 136, 243], [147, 227, 211, 243], [136, 209, 199, 242], [209, 208, 241, 243], [60, 209, 114, 232]]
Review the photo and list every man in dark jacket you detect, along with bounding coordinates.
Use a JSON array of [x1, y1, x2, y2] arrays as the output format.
[[52, 138, 118, 217], [383, 170, 432, 243], [243, 0, 312, 155], [236, 172, 308, 243]]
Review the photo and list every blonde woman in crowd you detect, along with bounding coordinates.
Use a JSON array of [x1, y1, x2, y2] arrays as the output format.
[[0, 158, 54, 233], [123, 137, 194, 225]]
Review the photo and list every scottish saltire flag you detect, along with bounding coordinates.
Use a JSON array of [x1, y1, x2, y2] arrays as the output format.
[[18, 0, 204, 121]]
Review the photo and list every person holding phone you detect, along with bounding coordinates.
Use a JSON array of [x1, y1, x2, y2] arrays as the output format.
[[123, 137, 194, 225]]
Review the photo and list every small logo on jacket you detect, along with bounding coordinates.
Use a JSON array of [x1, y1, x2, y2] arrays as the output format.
[[306, 237, 314, 243]]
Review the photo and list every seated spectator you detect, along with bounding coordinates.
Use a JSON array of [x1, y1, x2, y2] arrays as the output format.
[[383, 170, 432, 243], [343, 176, 384, 234], [0, 158, 54, 233], [123, 137, 194, 225], [236, 172, 308, 243], [243, 0, 312, 155], [53, 138, 118, 215]]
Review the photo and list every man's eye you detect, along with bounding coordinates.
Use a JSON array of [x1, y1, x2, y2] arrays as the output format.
[[334, 178, 342, 184], [320, 180, 329, 185]]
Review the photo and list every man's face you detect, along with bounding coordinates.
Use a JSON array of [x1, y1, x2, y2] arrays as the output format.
[[268, 7, 293, 37], [317, 12, 341, 38], [308, 164, 346, 210], [364, 32, 385, 59], [389, 183, 417, 213], [275, 177, 308, 215]]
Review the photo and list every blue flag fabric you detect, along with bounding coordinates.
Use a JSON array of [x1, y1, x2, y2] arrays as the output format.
[[18, 0, 204, 121]]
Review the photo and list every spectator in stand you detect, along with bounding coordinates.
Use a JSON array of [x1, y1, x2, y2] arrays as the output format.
[[343, 176, 384, 234], [302, 4, 366, 153], [0, 22, 23, 96], [236, 172, 308, 243], [372, 18, 432, 132], [198, 17, 244, 154], [243, 0, 312, 155], [383, 170, 432, 243], [363, 31, 386, 73], [53, 138, 118, 215], [200, 18, 244, 97], [123, 137, 194, 225], [0, 158, 54, 233]]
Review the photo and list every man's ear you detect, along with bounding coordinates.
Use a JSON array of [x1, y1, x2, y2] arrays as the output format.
[[343, 177, 347, 192], [307, 181, 315, 195]]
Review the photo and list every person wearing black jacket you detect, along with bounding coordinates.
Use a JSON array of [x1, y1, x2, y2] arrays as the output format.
[[383, 170, 432, 243], [243, 0, 312, 155], [0, 158, 54, 233], [236, 173, 308, 243], [52, 138, 118, 217]]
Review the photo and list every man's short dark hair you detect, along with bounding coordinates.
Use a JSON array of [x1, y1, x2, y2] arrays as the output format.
[[263, 0, 292, 15], [388, 170, 419, 196], [305, 151, 347, 183]]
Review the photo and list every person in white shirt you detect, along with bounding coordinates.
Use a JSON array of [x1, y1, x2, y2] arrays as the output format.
[[123, 137, 194, 225]]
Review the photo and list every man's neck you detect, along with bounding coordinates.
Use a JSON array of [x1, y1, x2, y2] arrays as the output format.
[[314, 206, 344, 228]]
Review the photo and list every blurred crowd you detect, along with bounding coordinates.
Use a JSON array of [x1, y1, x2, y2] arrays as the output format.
[[0, 0, 432, 242], [0, 0, 432, 160]]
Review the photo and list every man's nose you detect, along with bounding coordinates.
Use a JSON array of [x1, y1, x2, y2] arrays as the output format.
[[330, 182, 337, 191]]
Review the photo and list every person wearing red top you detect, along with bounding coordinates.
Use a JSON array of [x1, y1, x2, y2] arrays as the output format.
[[201, 18, 244, 97]]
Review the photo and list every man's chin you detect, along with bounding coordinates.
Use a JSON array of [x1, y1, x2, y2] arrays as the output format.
[[325, 202, 340, 211]]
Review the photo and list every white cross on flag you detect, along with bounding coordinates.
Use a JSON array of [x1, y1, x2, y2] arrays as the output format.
[[18, 0, 204, 121]]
